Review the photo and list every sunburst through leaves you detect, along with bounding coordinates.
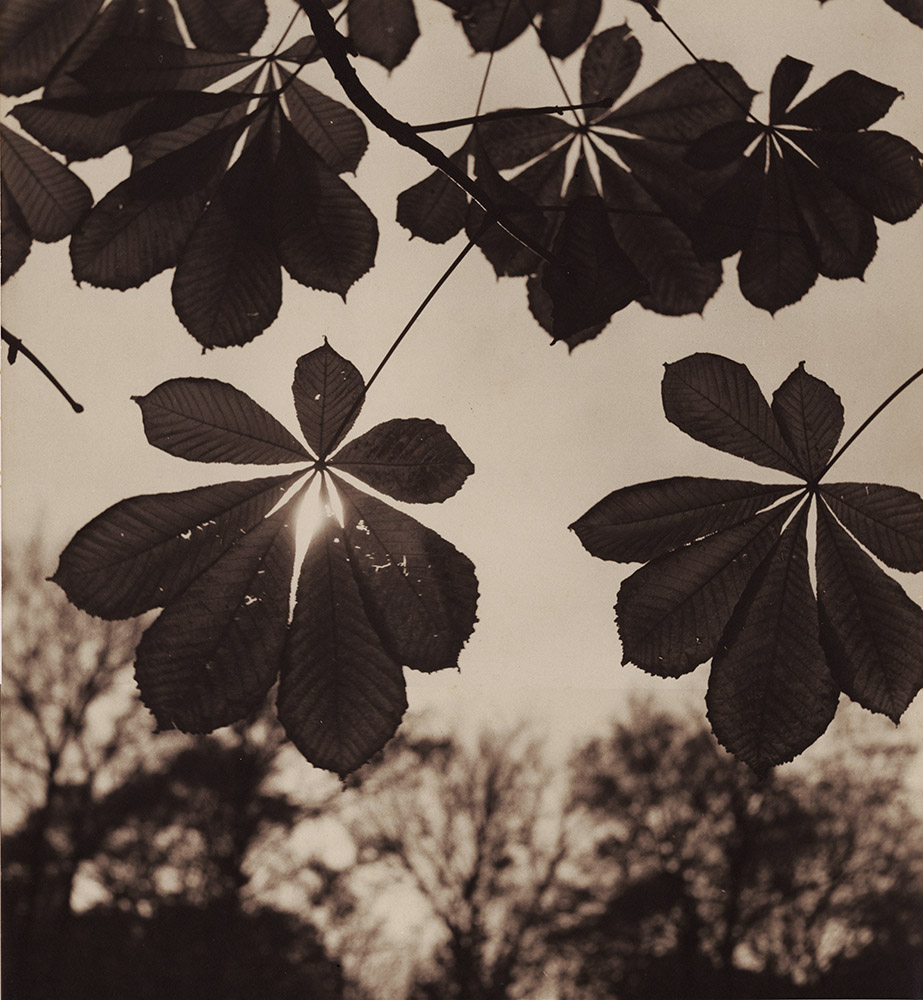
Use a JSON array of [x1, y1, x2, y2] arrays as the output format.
[[53, 342, 479, 776]]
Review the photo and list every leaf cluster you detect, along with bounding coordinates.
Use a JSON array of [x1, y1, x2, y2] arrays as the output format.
[[572, 353, 923, 771], [52, 343, 479, 775]]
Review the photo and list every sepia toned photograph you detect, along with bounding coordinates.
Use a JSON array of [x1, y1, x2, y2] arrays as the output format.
[[2, 0, 922, 997]]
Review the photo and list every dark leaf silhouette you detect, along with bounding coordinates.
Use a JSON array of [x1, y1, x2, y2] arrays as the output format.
[[688, 56, 923, 312], [881, 0, 923, 27], [396, 146, 470, 244], [539, 0, 601, 58], [438, 0, 541, 53], [175, 0, 267, 53], [0, 0, 103, 96], [573, 353, 923, 769], [0, 124, 92, 281], [348, 0, 419, 70], [281, 78, 369, 174], [399, 25, 753, 345], [54, 344, 477, 774]]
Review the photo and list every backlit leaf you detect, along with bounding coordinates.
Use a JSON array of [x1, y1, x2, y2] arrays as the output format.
[[816, 503, 923, 721], [133, 379, 310, 464], [771, 362, 843, 481], [176, 0, 267, 53], [278, 508, 407, 776], [617, 500, 796, 677], [571, 477, 796, 563], [707, 506, 839, 773], [171, 120, 282, 348], [332, 418, 474, 503], [0, 125, 92, 242], [782, 70, 902, 132], [0, 0, 103, 96], [580, 24, 641, 115], [397, 147, 470, 244], [292, 342, 365, 459], [70, 117, 247, 289], [1, 181, 32, 282], [282, 78, 368, 174], [336, 477, 479, 671], [820, 483, 923, 571], [348, 0, 419, 70], [135, 501, 296, 732], [272, 116, 378, 296], [53, 474, 301, 618], [661, 353, 802, 476], [539, 0, 600, 59]]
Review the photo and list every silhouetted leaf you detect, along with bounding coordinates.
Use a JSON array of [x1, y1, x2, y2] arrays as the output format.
[[283, 78, 368, 174], [771, 362, 843, 480], [133, 379, 310, 464], [397, 146, 470, 244], [171, 119, 281, 347], [575, 354, 923, 769], [1, 181, 32, 282], [53, 474, 301, 618], [272, 116, 378, 296], [70, 117, 247, 288], [176, 0, 267, 53], [571, 478, 796, 563], [278, 506, 408, 777], [820, 483, 923, 571], [617, 500, 798, 677], [707, 507, 839, 773], [332, 418, 474, 502], [581, 24, 641, 114], [542, 195, 647, 342], [74, 37, 251, 93], [661, 353, 802, 475], [277, 35, 321, 63], [136, 500, 297, 732], [0, 0, 103, 96], [816, 503, 923, 721], [439, 0, 541, 52], [881, 0, 923, 26], [539, 0, 600, 58], [348, 0, 419, 69], [292, 341, 365, 459], [336, 477, 478, 671], [0, 125, 92, 242], [55, 346, 476, 774], [688, 57, 923, 312]]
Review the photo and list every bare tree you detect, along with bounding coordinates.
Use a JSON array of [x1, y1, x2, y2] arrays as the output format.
[[560, 703, 923, 999], [329, 725, 574, 1000]]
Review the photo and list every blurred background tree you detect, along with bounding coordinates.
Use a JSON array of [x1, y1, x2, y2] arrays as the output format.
[[4, 539, 921, 999]]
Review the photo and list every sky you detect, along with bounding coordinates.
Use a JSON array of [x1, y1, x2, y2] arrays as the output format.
[[2, 0, 922, 772]]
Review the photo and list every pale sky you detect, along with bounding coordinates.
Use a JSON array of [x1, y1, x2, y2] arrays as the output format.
[[2, 0, 922, 766]]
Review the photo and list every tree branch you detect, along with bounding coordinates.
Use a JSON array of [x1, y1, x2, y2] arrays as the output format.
[[292, 0, 556, 266], [2, 328, 84, 413]]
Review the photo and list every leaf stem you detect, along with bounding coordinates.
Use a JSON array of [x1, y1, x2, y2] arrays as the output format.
[[293, 0, 555, 267], [413, 98, 610, 133], [819, 365, 923, 481], [268, 7, 304, 58], [326, 237, 480, 456], [2, 328, 84, 413]]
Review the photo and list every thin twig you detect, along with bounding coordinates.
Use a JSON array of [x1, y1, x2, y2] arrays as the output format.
[[324, 237, 481, 458], [293, 0, 556, 267], [414, 98, 610, 133], [819, 365, 923, 481], [2, 327, 84, 413]]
